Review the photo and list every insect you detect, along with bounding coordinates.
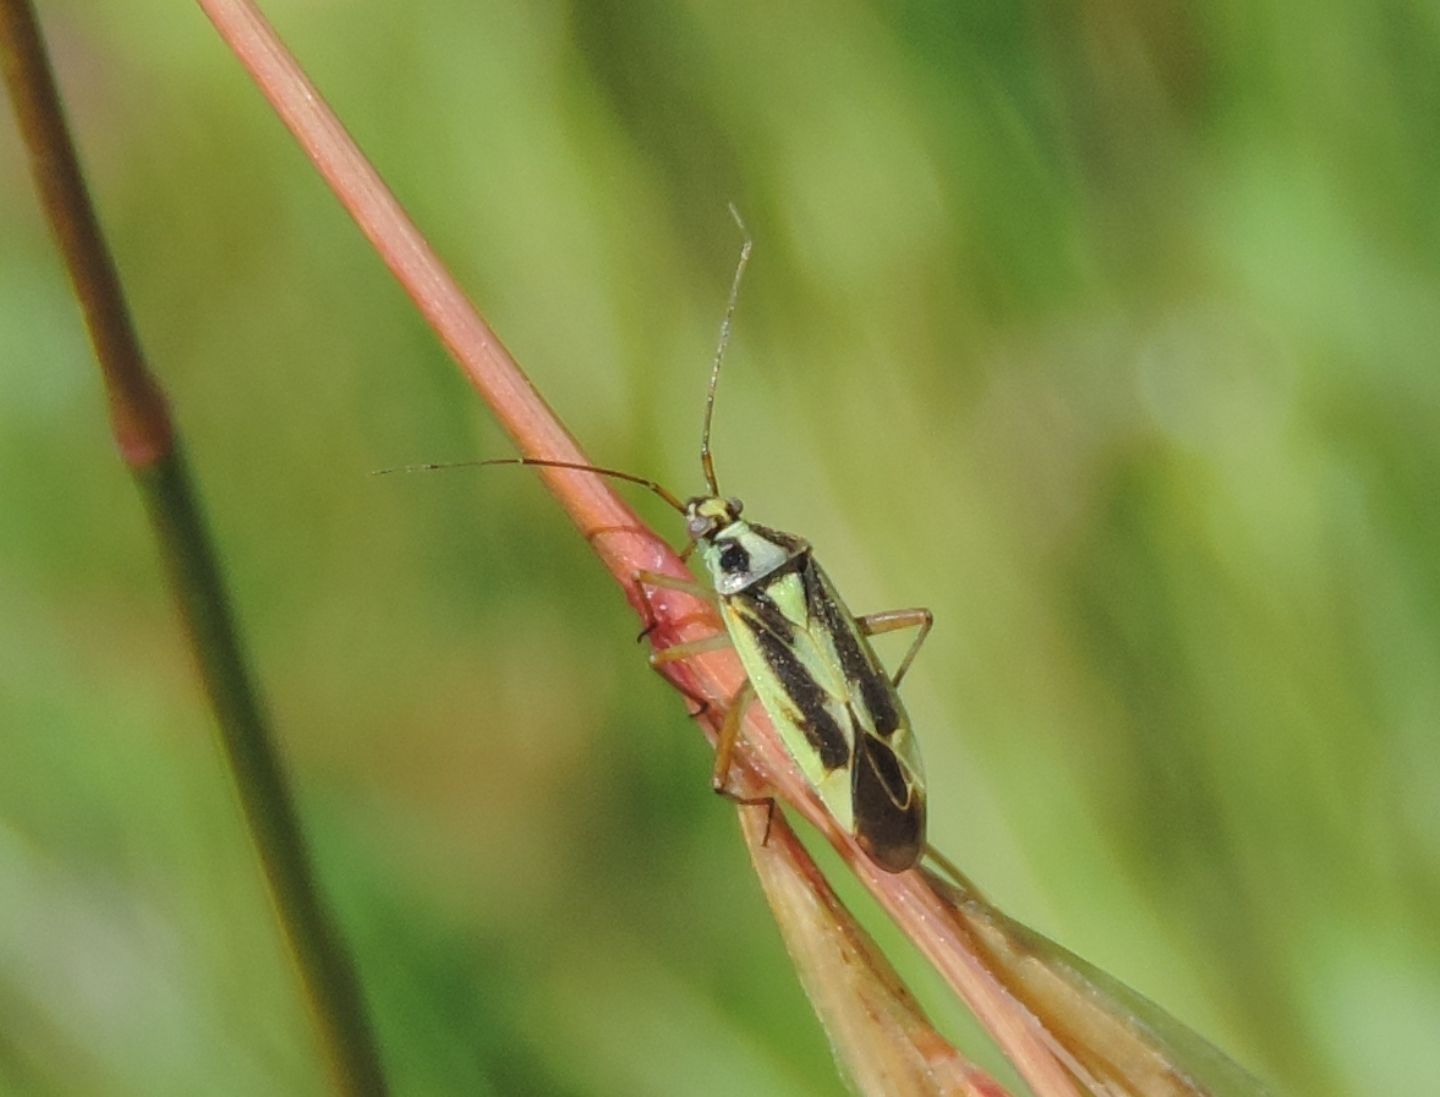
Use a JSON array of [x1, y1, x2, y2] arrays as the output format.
[[402, 215, 933, 871]]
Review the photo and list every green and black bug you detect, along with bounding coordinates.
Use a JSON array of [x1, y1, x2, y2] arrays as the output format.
[[462, 215, 932, 870]]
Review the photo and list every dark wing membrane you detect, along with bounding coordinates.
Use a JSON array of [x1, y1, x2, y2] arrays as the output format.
[[851, 733, 925, 871]]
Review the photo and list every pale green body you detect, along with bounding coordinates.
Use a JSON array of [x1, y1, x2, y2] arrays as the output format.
[[693, 507, 926, 867]]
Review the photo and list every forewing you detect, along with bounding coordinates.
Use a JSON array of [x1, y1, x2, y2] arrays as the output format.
[[726, 553, 926, 867]]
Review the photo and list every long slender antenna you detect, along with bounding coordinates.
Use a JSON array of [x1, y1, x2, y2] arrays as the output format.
[[373, 457, 688, 513], [699, 204, 753, 497]]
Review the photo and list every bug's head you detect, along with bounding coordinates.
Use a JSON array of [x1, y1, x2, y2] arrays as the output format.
[[684, 495, 744, 542], [686, 495, 805, 596]]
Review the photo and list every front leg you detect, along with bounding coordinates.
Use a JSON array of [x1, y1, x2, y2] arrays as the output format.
[[648, 631, 732, 667], [635, 570, 729, 716], [647, 632, 732, 717], [634, 569, 719, 602], [633, 567, 720, 641], [856, 607, 933, 688]]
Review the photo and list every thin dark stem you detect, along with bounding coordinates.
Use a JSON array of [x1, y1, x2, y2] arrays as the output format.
[[0, 2, 388, 1092], [138, 456, 388, 1096], [0, 0, 168, 465]]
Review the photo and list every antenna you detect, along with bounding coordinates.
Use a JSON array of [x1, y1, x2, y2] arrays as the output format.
[[699, 204, 753, 497], [373, 457, 687, 513]]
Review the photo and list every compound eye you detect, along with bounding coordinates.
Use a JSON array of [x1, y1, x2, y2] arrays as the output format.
[[726, 496, 744, 517], [718, 541, 750, 575]]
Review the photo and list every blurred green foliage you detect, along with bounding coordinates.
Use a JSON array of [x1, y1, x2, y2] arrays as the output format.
[[3, 1, 1438, 1093]]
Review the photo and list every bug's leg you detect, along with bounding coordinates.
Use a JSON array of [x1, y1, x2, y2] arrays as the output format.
[[757, 799, 777, 846], [634, 568, 718, 641], [711, 679, 777, 788], [669, 681, 712, 720], [710, 679, 755, 794], [637, 568, 726, 715], [648, 632, 732, 717], [635, 569, 716, 600], [711, 681, 776, 845], [648, 631, 732, 667], [856, 607, 933, 688]]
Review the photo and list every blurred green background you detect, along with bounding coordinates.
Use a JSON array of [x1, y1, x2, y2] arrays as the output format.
[[3, 1, 1437, 1093]]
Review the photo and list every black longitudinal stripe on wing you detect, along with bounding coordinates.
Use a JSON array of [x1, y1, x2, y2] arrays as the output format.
[[801, 558, 901, 737], [851, 729, 923, 872], [742, 582, 795, 647], [748, 623, 851, 771], [857, 674, 901, 739]]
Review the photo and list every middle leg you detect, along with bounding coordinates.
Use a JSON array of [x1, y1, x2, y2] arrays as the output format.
[[857, 607, 933, 688]]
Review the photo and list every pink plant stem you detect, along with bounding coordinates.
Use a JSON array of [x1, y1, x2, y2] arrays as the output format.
[[195, 2, 1079, 1093], [196, 0, 663, 590]]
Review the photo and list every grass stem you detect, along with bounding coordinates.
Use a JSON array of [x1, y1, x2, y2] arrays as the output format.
[[0, 2, 388, 1091]]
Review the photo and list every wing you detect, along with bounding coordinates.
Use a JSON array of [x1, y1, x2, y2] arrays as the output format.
[[800, 559, 926, 870], [723, 552, 925, 869]]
